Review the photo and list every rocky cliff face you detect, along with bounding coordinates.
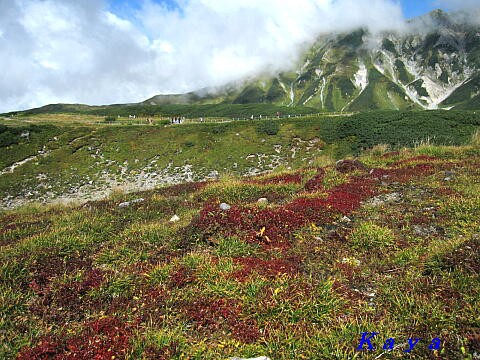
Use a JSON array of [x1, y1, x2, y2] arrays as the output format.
[[147, 10, 480, 111]]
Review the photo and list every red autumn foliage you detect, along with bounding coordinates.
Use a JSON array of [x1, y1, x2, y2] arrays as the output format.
[[181, 297, 261, 343], [250, 173, 303, 185], [29, 268, 109, 325], [325, 177, 376, 215], [142, 342, 181, 360], [285, 197, 334, 224], [231, 321, 261, 344], [370, 164, 436, 183], [168, 265, 196, 288], [26, 251, 93, 294], [17, 317, 132, 360], [157, 181, 209, 197], [231, 257, 300, 281], [193, 174, 379, 247], [304, 168, 326, 192], [250, 207, 307, 246], [183, 298, 241, 330]]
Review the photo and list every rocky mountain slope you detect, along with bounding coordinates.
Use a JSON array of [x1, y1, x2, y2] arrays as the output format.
[[147, 10, 480, 111]]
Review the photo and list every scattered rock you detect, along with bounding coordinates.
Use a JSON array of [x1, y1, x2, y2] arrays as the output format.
[[341, 216, 352, 223], [443, 170, 456, 182], [220, 203, 231, 211], [118, 198, 145, 208], [169, 215, 180, 223], [257, 198, 269, 205], [207, 170, 219, 180], [336, 159, 367, 173], [412, 225, 438, 237], [368, 192, 401, 206]]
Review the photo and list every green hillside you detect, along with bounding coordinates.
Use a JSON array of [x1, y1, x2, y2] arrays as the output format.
[[1, 110, 479, 210]]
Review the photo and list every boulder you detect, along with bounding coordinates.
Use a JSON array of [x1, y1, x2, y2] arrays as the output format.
[[257, 198, 269, 205]]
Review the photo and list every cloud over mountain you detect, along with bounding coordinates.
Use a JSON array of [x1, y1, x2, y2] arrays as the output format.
[[0, 0, 408, 112]]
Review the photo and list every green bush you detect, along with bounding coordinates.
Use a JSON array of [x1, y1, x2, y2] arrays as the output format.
[[0, 130, 18, 147], [350, 222, 395, 250], [256, 120, 280, 136]]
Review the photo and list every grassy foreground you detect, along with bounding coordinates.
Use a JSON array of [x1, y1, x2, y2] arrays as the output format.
[[0, 142, 479, 359]]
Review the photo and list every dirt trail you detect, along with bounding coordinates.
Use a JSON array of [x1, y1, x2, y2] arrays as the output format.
[[0, 150, 51, 176]]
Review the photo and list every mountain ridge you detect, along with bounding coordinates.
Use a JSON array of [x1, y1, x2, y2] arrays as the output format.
[[145, 9, 480, 112]]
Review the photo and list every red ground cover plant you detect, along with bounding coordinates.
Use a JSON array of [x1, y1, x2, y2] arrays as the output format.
[[231, 257, 300, 281], [249, 173, 303, 185], [17, 317, 133, 360], [181, 297, 261, 343], [29, 268, 108, 325], [231, 320, 262, 344], [370, 164, 436, 183], [193, 174, 380, 247], [304, 168, 326, 192], [325, 177, 377, 215], [26, 252, 93, 295], [249, 207, 307, 247], [157, 181, 209, 197], [168, 265, 196, 288], [142, 341, 181, 360], [183, 298, 241, 330]]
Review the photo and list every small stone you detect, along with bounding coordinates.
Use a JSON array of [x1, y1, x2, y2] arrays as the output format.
[[341, 216, 352, 223], [220, 203, 231, 211], [118, 198, 144, 208], [169, 215, 180, 223], [208, 170, 219, 179], [257, 198, 268, 205], [230, 357, 271, 360], [413, 225, 437, 237]]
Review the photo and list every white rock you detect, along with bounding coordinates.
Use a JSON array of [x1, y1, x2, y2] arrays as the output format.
[[257, 198, 268, 205], [230, 357, 271, 360], [119, 198, 144, 208], [169, 215, 180, 223], [220, 203, 231, 211]]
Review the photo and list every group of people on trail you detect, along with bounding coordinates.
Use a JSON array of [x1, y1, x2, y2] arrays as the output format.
[[170, 116, 184, 124]]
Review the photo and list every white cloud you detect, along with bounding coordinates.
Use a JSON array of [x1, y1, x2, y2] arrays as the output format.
[[0, 0, 408, 112]]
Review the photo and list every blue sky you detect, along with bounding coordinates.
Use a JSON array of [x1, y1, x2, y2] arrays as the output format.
[[107, 0, 441, 20]]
